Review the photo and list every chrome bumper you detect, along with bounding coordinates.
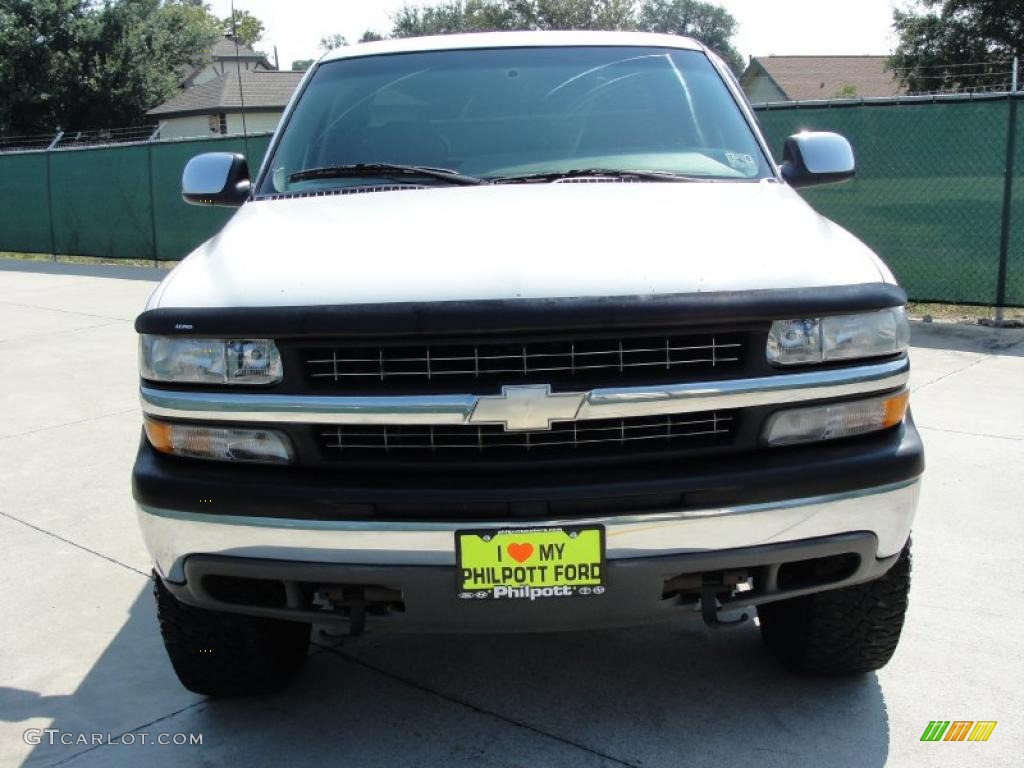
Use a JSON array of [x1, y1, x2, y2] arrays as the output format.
[[140, 478, 920, 583]]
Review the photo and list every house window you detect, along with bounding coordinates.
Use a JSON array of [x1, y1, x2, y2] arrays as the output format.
[[208, 114, 228, 135]]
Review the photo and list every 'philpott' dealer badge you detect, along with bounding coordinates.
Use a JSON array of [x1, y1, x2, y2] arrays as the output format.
[[456, 526, 605, 600]]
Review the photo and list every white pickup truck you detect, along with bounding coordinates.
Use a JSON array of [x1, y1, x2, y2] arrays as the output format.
[[133, 31, 923, 696]]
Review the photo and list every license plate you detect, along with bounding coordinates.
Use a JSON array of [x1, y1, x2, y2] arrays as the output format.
[[455, 526, 605, 601]]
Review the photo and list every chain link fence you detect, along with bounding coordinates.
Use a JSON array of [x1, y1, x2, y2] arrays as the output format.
[[0, 126, 162, 153], [1, 95, 1023, 306]]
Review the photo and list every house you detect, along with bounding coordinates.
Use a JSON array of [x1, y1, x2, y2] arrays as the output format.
[[186, 34, 276, 87], [148, 70, 304, 140], [740, 56, 905, 103]]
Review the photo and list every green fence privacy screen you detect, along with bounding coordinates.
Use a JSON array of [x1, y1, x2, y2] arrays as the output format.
[[1, 97, 1023, 306], [0, 133, 272, 263], [755, 96, 1023, 306]]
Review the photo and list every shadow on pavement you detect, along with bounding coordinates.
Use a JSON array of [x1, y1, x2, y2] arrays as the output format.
[[16, 583, 891, 768], [910, 320, 1024, 357], [0, 690, 72, 722], [0, 259, 167, 282]]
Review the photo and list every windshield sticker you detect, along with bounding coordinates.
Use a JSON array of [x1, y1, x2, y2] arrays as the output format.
[[725, 152, 757, 175]]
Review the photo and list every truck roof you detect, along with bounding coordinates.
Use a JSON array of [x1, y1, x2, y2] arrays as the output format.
[[319, 31, 706, 64]]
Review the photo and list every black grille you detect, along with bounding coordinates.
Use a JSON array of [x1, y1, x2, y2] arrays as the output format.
[[303, 332, 745, 394], [318, 411, 735, 461]]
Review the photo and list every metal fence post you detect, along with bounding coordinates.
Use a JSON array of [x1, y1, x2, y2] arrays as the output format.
[[44, 138, 59, 262], [147, 141, 159, 268], [995, 59, 1018, 322]]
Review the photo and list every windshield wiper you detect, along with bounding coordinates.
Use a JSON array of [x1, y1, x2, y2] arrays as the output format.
[[490, 168, 713, 184], [288, 163, 488, 186]]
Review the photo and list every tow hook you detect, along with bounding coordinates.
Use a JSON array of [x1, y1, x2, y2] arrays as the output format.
[[313, 585, 368, 636], [699, 574, 750, 629]]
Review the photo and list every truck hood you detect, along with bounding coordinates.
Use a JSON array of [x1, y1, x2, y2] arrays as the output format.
[[150, 181, 891, 310]]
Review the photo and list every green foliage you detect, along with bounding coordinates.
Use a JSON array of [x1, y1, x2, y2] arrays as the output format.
[[833, 83, 859, 98], [320, 30, 384, 47], [0, 0, 221, 135], [320, 33, 348, 51], [390, 0, 517, 37], [525, 0, 636, 30], [0, 0, 89, 136], [291, 58, 315, 71], [378, 0, 742, 71], [223, 8, 264, 48], [637, 0, 741, 72], [890, 0, 1024, 93]]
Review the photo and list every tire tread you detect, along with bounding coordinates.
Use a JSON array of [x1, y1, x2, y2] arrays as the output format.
[[154, 575, 311, 696], [758, 540, 912, 675]]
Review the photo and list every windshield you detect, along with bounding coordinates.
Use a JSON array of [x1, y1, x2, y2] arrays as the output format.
[[259, 46, 772, 195]]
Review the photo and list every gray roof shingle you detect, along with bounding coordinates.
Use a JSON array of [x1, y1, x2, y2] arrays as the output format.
[[210, 35, 265, 60], [148, 70, 304, 117]]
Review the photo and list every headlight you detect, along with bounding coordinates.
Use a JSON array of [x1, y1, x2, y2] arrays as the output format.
[[139, 336, 282, 385], [763, 390, 909, 446], [144, 417, 293, 464], [767, 307, 909, 366]]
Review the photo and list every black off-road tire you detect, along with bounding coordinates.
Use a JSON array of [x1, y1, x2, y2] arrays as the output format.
[[154, 575, 311, 696], [758, 539, 912, 675]]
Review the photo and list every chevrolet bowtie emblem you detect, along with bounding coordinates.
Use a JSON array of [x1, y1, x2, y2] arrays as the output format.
[[469, 385, 586, 432]]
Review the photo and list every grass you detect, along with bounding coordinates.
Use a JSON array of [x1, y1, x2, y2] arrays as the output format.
[[0, 251, 177, 269], [908, 302, 1024, 322]]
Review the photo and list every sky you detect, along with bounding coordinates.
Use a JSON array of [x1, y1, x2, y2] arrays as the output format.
[[207, 0, 903, 71]]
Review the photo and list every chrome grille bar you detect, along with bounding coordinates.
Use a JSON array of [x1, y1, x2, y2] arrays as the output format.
[[304, 347, 743, 364], [319, 413, 735, 456], [308, 358, 740, 378], [304, 334, 744, 385]]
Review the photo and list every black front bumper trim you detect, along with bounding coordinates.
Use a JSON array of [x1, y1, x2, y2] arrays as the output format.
[[133, 419, 924, 522]]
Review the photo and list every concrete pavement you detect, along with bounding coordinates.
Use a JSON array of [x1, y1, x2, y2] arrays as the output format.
[[1, 265, 1022, 767]]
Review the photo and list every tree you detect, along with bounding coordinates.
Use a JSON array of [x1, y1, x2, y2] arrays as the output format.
[[377, 0, 742, 72], [318, 30, 384, 48], [388, 0, 630, 36], [390, 1, 518, 37], [0, 0, 91, 136], [0, 0, 221, 135], [527, 0, 636, 30], [890, 0, 1024, 93], [82, 0, 222, 128], [637, 0, 741, 72], [223, 8, 264, 49], [292, 58, 315, 71], [320, 33, 348, 51]]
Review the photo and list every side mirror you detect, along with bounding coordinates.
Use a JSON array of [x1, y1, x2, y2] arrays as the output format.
[[780, 132, 855, 188], [181, 152, 251, 207]]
